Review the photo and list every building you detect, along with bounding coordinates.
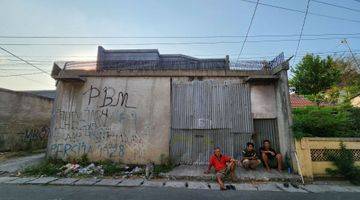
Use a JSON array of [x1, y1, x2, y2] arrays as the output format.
[[0, 88, 53, 151], [290, 94, 316, 108], [47, 47, 293, 165]]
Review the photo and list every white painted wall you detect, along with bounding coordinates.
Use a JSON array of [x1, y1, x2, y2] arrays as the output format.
[[250, 84, 277, 119]]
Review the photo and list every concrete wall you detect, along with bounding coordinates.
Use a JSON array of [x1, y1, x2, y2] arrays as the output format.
[[250, 84, 277, 119], [295, 137, 360, 179], [47, 77, 171, 164], [274, 69, 294, 164], [0, 88, 53, 151], [351, 96, 360, 107]]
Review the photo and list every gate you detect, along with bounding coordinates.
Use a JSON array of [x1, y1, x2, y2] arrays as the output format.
[[170, 79, 253, 164], [254, 119, 280, 152]]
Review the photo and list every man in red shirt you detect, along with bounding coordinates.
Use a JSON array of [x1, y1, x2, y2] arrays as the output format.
[[204, 147, 236, 190]]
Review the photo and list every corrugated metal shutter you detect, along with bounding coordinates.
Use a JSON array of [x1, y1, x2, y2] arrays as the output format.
[[254, 119, 280, 153], [170, 130, 252, 165], [170, 79, 254, 165], [171, 80, 253, 132]]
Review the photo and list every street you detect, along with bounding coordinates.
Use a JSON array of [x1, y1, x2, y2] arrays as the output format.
[[0, 184, 359, 200]]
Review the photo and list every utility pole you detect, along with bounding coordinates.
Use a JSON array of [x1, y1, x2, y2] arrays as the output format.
[[341, 39, 360, 70]]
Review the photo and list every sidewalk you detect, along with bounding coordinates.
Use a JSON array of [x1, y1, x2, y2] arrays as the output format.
[[0, 153, 45, 174], [1, 176, 360, 193], [161, 165, 300, 182]]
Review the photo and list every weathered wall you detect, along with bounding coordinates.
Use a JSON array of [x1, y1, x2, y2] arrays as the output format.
[[250, 84, 277, 119], [295, 137, 360, 179], [47, 77, 171, 164], [351, 96, 360, 107], [0, 88, 53, 151], [274, 69, 294, 161]]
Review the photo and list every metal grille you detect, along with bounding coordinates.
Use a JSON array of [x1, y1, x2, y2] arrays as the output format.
[[310, 149, 360, 161], [253, 119, 280, 153]]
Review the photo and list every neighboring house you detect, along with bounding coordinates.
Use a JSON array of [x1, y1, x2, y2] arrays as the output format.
[[48, 46, 293, 165], [23, 90, 56, 99], [0, 88, 53, 151], [290, 94, 316, 108], [351, 94, 360, 107]]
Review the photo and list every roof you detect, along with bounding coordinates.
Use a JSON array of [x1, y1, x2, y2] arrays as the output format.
[[96, 46, 229, 70], [290, 94, 316, 108], [22, 90, 56, 99]]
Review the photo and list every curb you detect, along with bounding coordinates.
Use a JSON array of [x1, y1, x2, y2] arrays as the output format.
[[0, 176, 359, 193]]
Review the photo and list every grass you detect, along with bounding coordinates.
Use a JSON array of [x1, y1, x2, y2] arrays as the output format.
[[153, 163, 175, 175], [22, 158, 66, 176], [21, 153, 176, 177]]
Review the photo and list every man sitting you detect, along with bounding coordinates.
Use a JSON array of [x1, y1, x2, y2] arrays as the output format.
[[241, 142, 261, 170], [204, 147, 236, 190], [260, 139, 283, 172]]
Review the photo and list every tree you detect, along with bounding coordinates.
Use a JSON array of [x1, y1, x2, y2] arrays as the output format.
[[333, 56, 360, 99], [290, 54, 341, 95]]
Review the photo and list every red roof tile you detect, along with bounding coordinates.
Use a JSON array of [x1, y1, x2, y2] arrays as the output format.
[[290, 94, 316, 108]]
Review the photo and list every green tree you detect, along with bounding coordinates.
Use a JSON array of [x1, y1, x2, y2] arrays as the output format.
[[290, 54, 341, 95]]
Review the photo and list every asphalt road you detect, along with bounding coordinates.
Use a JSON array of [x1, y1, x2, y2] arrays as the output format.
[[0, 184, 359, 200]]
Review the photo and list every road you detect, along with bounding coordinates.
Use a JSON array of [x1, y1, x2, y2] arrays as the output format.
[[0, 184, 359, 200]]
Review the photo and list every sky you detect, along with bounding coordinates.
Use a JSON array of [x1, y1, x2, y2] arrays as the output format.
[[0, 0, 360, 90]]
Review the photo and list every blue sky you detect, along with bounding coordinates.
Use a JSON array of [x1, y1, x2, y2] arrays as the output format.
[[0, 0, 360, 90]]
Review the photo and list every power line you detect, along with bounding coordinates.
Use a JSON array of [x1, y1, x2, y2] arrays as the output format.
[[3, 32, 360, 39], [0, 46, 50, 75], [341, 39, 360, 70], [235, 0, 260, 64], [239, 0, 360, 24], [293, 0, 311, 65], [3, 35, 360, 46], [0, 49, 359, 64], [312, 0, 360, 13]]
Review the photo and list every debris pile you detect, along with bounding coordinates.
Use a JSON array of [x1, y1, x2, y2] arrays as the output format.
[[56, 162, 148, 178], [58, 163, 104, 177]]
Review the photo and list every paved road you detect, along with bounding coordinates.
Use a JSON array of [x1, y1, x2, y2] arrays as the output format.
[[0, 184, 359, 200]]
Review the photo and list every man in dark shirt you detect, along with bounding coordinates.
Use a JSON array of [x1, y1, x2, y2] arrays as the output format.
[[204, 147, 236, 190], [241, 142, 261, 170], [260, 139, 283, 172]]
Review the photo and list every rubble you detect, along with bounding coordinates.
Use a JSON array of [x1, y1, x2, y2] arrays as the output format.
[[58, 163, 104, 177]]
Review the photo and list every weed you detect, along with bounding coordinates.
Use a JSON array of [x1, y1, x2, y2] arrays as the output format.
[[326, 142, 360, 185]]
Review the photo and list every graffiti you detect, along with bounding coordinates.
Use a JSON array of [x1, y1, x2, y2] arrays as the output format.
[[50, 142, 126, 158], [23, 126, 49, 142], [55, 108, 110, 131], [83, 85, 136, 109], [48, 84, 153, 161]]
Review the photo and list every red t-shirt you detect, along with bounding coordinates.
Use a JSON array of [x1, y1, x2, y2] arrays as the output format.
[[209, 154, 231, 172]]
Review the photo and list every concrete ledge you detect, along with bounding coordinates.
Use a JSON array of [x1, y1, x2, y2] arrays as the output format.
[[6, 177, 37, 184], [162, 165, 301, 183], [74, 178, 101, 186], [164, 181, 187, 188], [95, 179, 122, 186], [0, 176, 359, 193], [117, 179, 144, 187], [0, 177, 18, 183], [49, 178, 79, 185], [53, 69, 273, 80], [27, 177, 58, 185]]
